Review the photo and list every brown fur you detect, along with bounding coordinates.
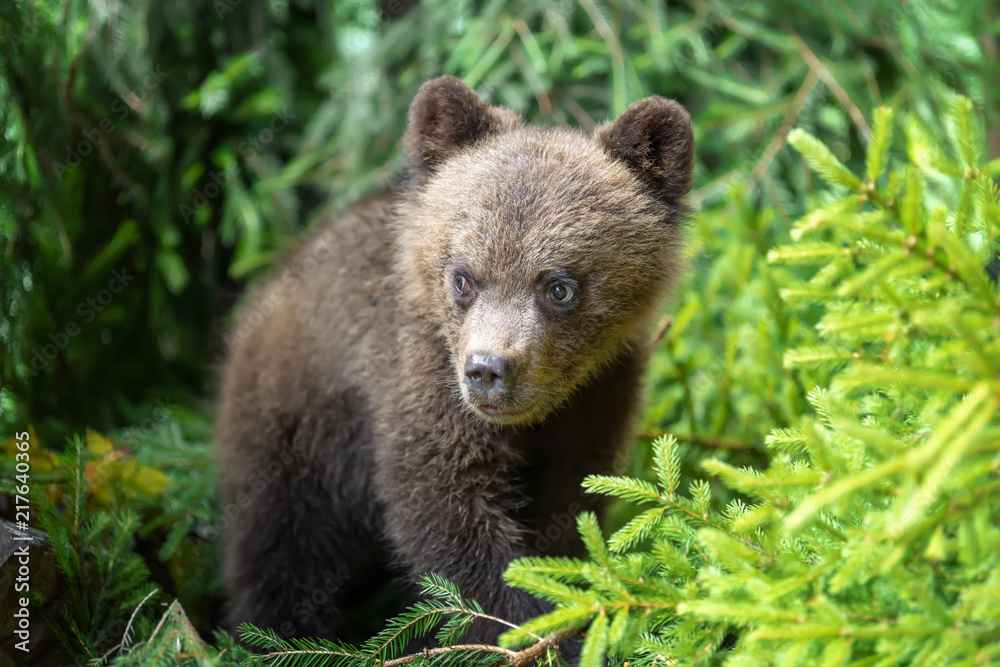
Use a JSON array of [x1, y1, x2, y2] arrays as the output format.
[[217, 76, 694, 646]]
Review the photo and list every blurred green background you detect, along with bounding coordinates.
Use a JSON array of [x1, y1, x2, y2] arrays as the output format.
[[3, 0, 996, 438], [0, 0, 997, 652]]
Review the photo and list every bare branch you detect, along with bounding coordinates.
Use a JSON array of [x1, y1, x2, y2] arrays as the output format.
[[791, 33, 872, 136]]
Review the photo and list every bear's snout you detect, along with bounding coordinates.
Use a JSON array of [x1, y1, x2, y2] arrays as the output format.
[[464, 352, 513, 402]]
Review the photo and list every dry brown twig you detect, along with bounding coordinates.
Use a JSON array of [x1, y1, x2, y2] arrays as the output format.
[[639, 428, 749, 451], [383, 625, 581, 666], [747, 69, 820, 191], [651, 314, 674, 344], [791, 32, 872, 136]]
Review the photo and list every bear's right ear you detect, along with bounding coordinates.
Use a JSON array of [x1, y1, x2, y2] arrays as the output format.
[[595, 96, 695, 202], [404, 76, 520, 177]]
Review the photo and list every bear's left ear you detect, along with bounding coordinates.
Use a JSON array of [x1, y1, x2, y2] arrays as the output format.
[[404, 76, 521, 177], [595, 97, 694, 201]]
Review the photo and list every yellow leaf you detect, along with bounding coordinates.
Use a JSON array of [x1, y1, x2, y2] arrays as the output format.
[[119, 456, 139, 478], [86, 427, 114, 455], [131, 466, 171, 495], [92, 484, 112, 505]]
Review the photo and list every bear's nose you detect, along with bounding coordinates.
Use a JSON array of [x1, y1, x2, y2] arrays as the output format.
[[464, 353, 512, 393]]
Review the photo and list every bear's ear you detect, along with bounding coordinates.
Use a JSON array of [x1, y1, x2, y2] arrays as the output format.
[[404, 76, 521, 176], [595, 97, 694, 201]]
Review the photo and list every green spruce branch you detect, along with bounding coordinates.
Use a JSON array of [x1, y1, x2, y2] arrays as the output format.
[[502, 93, 1000, 666]]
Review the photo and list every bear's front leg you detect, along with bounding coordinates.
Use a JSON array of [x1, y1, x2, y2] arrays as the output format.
[[374, 425, 549, 644]]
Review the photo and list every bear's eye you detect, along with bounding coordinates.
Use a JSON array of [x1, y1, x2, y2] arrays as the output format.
[[549, 283, 574, 302], [454, 273, 472, 297]]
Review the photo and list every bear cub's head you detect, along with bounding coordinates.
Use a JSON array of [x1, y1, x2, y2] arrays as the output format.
[[397, 76, 694, 426]]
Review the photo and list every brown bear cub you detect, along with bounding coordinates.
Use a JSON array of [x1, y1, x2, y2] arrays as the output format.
[[217, 76, 694, 646]]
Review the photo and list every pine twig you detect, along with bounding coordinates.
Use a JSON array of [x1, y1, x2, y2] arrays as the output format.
[[381, 643, 515, 666], [371, 604, 531, 663], [380, 626, 581, 666], [97, 587, 159, 661], [258, 626, 582, 667], [509, 626, 581, 666]]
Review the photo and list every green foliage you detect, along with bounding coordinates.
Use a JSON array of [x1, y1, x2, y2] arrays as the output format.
[[2, 0, 999, 666], [31, 436, 162, 663], [0, 410, 223, 657], [110, 574, 550, 667], [0, 0, 331, 435], [4, 0, 998, 438], [233, 574, 523, 667], [111, 601, 234, 667], [504, 96, 1000, 665]]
